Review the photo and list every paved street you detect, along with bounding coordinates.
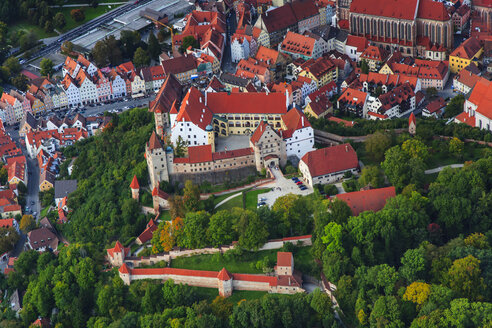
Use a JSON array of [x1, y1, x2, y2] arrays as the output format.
[[259, 168, 313, 207]]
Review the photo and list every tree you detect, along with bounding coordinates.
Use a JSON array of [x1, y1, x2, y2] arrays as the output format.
[[44, 20, 53, 33], [207, 210, 237, 247], [426, 87, 437, 99], [19, 32, 38, 52], [365, 131, 392, 162], [449, 137, 464, 158], [133, 47, 150, 68], [178, 211, 210, 249], [381, 146, 409, 191], [401, 138, 429, 161], [403, 282, 431, 307], [237, 210, 268, 250], [464, 233, 489, 249], [399, 248, 426, 282], [12, 74, 28, 91], [3, 57, 21, 75], [53, 12, 66, 29], [174, 136, 186, 157], [120, 30, 141, 58], [91, 40, 109, 67], [321, 222, 343, 254], [360, 59, 369, 74], [20, 215, 35, 232], [369, 296, 404, 328], [446, 255, 485, 300], [148, 32, 161, 60], [0, 227, 19, 254], [40, 58, 54, 77], [182, 180, 200, 213], [152, 217, 183, 253], [443, 94, 465, 118], [70, 9, 85, 22], [179, 35, 199, 53], [61, 41, 74, 54], [323, 184, 338, 196], [0, 164, 7, 185], [359, 165, 384, 188]]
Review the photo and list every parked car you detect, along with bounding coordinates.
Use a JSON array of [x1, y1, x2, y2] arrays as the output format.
[[291, 177, 299, 181], [257, 201, 266, 207], [296, 181, 303, 185]]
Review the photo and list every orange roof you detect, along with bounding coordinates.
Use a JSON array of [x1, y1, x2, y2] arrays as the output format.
[[250, 120, 276, 145], [301, 144, 358, 177], [334, 186, 396, 216], [328, 116, 355, 127], [217, 268, 232, 280], [119, 263, 130, 274], [468, 78, 492, 120], [175, 87, 213, 130], [455, 69, 482, 89], [277, 252, 293, 267], [417, 0, 450, 21], [280, 31, 316, 57], [130, 175, 139, 189], [450, 37, 482, 59], [339, 88, 367, 106], [455, 111, 475, 127], [255, 46, 280, 64], [360, 46, 388, 62], [281, 109, 310, 138], [409, 112, 416, 125]]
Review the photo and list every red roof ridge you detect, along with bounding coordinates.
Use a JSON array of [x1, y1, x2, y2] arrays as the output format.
[[119, 263, 130, 274]]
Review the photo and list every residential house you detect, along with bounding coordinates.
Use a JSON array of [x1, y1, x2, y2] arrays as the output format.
[[236, 58, 271, 83], [108, 69, 127, 99], [279, 31, 320, 60], [149, 74, 184, 136], [453, 68, 482, 94], [360, 46, 388, 72], [61, 74, 82, 107], [344, 35, 368, 62], [368, 82, 416, 119], [299, 143, 359, 187], [95, 70, 112, 102], [161, 55, 198, 84], [136, 218, 159, 245], [254, 45, 289, 82], [39, 169, 55, 191], [415, 59, 449, 90], [304, 81, 336, 118], [452, 4, 471, 31], [75, 69, 98, 104], [54, 180, 78, 207], [0, 93, 22, 125], [27, 218, 59, 252], [254, 2, 298, 47], [337, 87, 369, 117], [422, 97, 446, 118], [304, 25, 338, 55], [298, 56, 337, 87], [449, 37, 483, 73], [7, 156, 27, 186]]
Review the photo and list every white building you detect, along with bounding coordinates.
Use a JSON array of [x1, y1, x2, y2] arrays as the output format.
[[170, 88, 214, 147], [456, 78, 492, 131], [231, 35, 251, 63], [61, 75, 81, 107], [109, 70, 127, 98], [281, 109, 314, 159], [76, 70, 98, 105]]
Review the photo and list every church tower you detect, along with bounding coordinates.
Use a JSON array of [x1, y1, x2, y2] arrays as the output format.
[[146, 131, 169, 189]]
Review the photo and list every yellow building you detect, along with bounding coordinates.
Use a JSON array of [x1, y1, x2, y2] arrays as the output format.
[[378, 63, 394, 75], [298, 57, 338, 87], [39, 170, 55, 191], [449, 37, 483, 74]]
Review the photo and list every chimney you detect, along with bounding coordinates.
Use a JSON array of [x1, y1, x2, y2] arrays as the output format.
[[346, 145, 348, 152], [199, 97, 202, 103], [202, 108, 205, 113]]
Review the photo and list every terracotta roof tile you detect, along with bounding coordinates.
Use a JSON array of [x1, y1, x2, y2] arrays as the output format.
[[301, 143, 358, 177], [334, 186, 396, 216], [130, 175, 139, 189], [147, 131, 162, 151], [217, 268, 232, 280], [277, 252, 293, 266], [350, 0, 419, 21]]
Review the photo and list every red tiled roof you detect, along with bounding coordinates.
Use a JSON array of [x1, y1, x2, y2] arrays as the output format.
[[334, 186, 396, 216], [217, 268, 232, 280], [152, 187, 169, 199], [455, 111, 475, 127], [232, 273, 278, 286], [281, 109, 310, 138], [174, 144, 213, 164], [360, 46, 388, 62], [149, 74, 183, 114], [137, 219, 159, 244], [339, 88, 367, 106], [161, 55, 197, 76], [468, 78, 492, 120], [147, 131, 162, 151], [454, 69, 482, 89], [175, 87, 213, 130], [346, 35, 368, 53], [350, 0, 419, 21], [450, 37, 482, 59], [327, 116, 355, 127], [206, 92, 287, 114], [119, 263, 130, 274], [301, 143, 358, 177], [0, 218, 15, 228], [417, 0, 450, 21], [277, 252, 292, 267], [130, 175, 139, 189], [425, 97, 446, 114], [250, 120, 278, 145], [258, 4, 297, 33], [280, 31, 316, 57], [409, 112, 416, 125]]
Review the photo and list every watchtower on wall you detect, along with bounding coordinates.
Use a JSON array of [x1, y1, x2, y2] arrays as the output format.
[[145, 131, 169, 189], [217, 268, 233, 297]]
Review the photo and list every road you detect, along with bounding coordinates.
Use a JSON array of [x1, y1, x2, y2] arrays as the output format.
[[221, 11, 237, 73], [424, 163, 464, 174], [28, 0, 155, 61]]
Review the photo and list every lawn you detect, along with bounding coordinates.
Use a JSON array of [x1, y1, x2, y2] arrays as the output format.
[[40, 206, 51, 218], [158, 210, 171, 221], [9, 21, 58, 39], [426, 141, 485, 169], [215, 188, 271, 211], [213, 191, 241, 207], [56, 4, 122, 33], [171, 246, 317, 276]]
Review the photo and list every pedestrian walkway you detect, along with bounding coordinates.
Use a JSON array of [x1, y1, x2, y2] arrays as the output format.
[[214, 192, 241, 209], [425, 163, 464, 174], [49, 2, 127, 7]]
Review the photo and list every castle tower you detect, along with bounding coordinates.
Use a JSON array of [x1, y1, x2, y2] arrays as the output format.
[[206, 124, 215, 152], [217, 268, 233, 297], [146, 131, 169, 189], [119, 263, 131, 285], [169, 100, 178, 130], [409, 112, 416, 135], [107, 240, 127, 266], [130, 175, 140, 200]]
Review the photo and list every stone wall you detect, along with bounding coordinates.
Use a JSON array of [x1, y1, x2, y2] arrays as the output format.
[[169, 166, 257, 185], [232, 279, 271, 292]]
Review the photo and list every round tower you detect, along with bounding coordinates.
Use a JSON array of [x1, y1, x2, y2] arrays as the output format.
[[206, 124, 215, 152], [130, 175, 140, 200]]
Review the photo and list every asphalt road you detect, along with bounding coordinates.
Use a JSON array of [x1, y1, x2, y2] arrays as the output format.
[[221, 11, 237, 73]]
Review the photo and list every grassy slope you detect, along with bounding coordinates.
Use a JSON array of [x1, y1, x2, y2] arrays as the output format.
[[216, 189, 271, 211]]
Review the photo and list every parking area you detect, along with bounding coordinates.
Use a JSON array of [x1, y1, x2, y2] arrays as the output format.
[[258, 168, 313, 207]]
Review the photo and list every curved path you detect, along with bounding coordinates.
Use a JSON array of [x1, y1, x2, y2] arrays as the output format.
[[214, 192, 242, 209], [424, 163, 464, 174]]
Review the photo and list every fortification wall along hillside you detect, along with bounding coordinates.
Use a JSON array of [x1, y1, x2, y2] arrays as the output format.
[[170, 166, 257, 185], [232, 279, 271, 292], [125, 235, 312, 268]]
